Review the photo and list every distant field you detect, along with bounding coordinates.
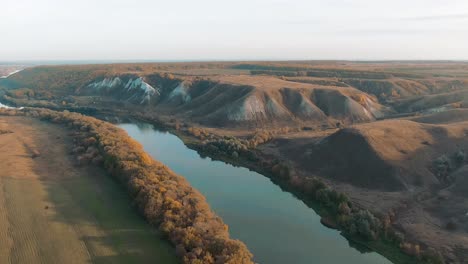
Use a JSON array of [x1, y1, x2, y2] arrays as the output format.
[[0, 116, 178, 264]]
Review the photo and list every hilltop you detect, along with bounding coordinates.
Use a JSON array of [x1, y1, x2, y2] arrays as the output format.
[[6, 61, 467, 128]]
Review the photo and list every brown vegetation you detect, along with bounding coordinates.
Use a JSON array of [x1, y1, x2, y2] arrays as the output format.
[[0, 107, 253, 264]]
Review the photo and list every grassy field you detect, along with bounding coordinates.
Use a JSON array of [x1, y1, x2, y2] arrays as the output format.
[[0, 116, 178, 264]]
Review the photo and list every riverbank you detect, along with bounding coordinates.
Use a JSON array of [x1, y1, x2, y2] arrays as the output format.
[[119, 122, 394, 264], [126, 114, 441, 264], [0, 108, 254, 264]]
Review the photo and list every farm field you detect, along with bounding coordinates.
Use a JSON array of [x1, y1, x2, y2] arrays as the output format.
[[0, 116, 177, 264]]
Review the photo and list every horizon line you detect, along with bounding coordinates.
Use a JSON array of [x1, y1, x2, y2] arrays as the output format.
[[1, 59, 468, 65]]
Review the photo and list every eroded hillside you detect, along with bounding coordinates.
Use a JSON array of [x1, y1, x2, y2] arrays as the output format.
[[2, 61, 468, 263], [2, 61, 468, 129]]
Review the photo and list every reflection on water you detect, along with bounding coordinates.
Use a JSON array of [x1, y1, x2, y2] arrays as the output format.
[[119, 123, 392, 264]]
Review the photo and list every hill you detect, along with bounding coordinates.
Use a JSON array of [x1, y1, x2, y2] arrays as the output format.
[[0, 64, 396, 128], [262, 112, 468, 262], [301, 119, 468, 190]]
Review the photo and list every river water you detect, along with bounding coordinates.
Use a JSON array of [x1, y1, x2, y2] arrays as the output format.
[[119, 122, 392, 264]]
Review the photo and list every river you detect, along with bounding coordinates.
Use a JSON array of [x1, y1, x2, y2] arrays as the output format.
[[120, 122, 391, 264]]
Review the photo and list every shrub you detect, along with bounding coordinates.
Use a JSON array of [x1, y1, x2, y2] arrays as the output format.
[[421, 248, 446, 264], [400, 242, 421, 257], [338, 202, 351, 215], [347, 210, 381, 240], [271, 163, 291, 180], [434, 155, 450, 172], [434, 154, 452, 182], [454, 150, 466, 165]]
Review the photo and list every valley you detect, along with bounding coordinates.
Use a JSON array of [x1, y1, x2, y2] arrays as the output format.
[[1, 61, 468, 263]]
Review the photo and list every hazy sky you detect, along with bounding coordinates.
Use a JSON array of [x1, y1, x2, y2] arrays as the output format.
[[1, 0, 468, 61]]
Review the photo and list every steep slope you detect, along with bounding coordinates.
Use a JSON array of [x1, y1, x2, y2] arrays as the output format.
[[148, 75, 392, 127], [79, 76, 159, 104], [2, 69, 393, 128], [11, 64, 459, 128], [64, 73, 392, 128]]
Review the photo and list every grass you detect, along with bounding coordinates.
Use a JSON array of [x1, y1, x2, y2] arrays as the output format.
[[0, 164, 178, 264], [54, 169, 178, 264]]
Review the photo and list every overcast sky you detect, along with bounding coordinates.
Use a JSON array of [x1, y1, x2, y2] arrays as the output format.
[[1, 0, 468, 61]]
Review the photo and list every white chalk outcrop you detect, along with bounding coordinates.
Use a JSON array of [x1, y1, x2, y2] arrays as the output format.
[[87, 77, 159, 104], [168, 82, 191, 103]]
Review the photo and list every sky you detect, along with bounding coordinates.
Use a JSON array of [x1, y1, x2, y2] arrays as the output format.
[[1, 0, 468, 61]]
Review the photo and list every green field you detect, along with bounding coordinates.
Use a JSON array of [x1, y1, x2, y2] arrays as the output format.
[[0, 167, 178, 264]]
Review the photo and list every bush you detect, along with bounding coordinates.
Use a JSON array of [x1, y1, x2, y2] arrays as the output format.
[[421, 248, 445, 264], [271, 163, 291, 180], [434, 154, 452, 182], [400, 242, 421, 257], [434, 155, 450, 172], [434, 151, 466, 183], [347, 210, 381, 240], [454, 150, 466, 165]]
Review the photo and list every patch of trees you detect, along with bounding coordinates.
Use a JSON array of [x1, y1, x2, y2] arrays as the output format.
[[264, 158, 446, 263], [250, 70, 392, 79], [2, 95, 59, 108], [250, 70, 306, 77], [285, 78, 349, 87], [238, 63, 392, 80], [186, 127, 283, 162], [0, 107, 253, 264], [232, 64, 311, 72], [343, 79, 398, 100], [8, 66, 106, 96], [203, 137, 249, 159], [187, 126, 294, 152], [6, 88, 55, 100], [306, 70, 391, 79], [187, 127, 212, 140], [433, 150, 466, 184], [285, 174, 384, 240]]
